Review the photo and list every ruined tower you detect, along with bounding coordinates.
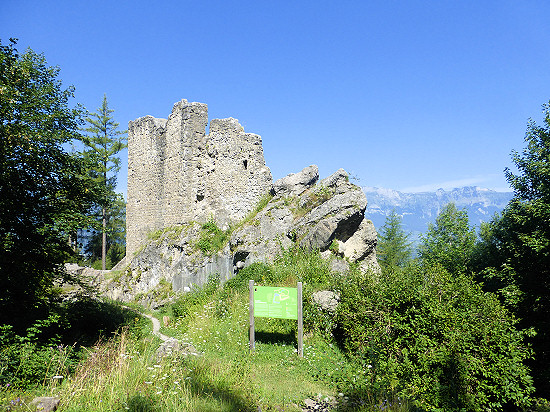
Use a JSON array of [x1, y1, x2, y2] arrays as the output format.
[[126, 99, 273, 257]]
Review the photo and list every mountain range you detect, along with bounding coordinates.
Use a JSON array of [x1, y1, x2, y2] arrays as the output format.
[[363, 186, 514, 243]]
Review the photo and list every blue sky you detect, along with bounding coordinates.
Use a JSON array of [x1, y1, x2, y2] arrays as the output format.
[[3, 0, 550, 194]]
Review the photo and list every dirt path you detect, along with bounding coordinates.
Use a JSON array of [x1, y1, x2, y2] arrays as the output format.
[[141, 312, 171, 342]]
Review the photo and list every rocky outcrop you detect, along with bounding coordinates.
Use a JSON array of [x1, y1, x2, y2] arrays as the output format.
[[90, 99, 379, 307], [271, 165, 319, 197], [231, 166, 377, 268], [93, 164, 378, 307]]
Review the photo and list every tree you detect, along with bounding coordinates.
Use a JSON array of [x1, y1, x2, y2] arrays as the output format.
[[418, 203, 476, 276], [84, 195, 126, 269], [377, 210, 413, 271], [80, 94, 127, 270], [0, 39, 99, 321], [477, 101, 550, 396]]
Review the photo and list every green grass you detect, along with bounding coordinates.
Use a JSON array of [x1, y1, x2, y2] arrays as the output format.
[[0, 249, 412, 411]]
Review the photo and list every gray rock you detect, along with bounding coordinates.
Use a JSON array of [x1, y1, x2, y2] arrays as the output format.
[[318, 168, 350, 192], [312, 291, 340, 313], [156, 339, 200, 360], [340, 218, 377, 262], [271, 165, 319, 197], [30, 397, 60, 412], [295, 188, 367, 251]]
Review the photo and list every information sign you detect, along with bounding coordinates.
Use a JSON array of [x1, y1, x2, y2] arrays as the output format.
[[253, 286, 298, 320]]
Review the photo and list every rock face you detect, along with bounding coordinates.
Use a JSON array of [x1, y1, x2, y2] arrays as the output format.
[[231, 166, 378, 271], [126, 100, 272, 257], [271, 165, 319, 197], [101, 100, 379, 306]]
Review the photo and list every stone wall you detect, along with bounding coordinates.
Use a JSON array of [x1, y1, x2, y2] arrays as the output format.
[[126, 99, 273, 257]]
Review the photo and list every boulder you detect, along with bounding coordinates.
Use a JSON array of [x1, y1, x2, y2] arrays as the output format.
[[271, 165, 319, 197], [294, 173, 367, 251], [155, 339, 200, 360], [312, 290, 340, 313], [339, 218, 377, 262], [30, 397, 60, 412]]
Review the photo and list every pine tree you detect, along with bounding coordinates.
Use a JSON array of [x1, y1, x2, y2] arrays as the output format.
[[377, 210, 413, 272], [81, 94, 127, 270]]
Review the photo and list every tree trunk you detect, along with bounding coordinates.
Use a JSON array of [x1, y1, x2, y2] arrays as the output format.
[[102, 207, 107, 270]]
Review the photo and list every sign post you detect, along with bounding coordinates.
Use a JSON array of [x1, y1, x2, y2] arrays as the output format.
[[249, 281, 303, 357], [249, 280, 255, 353]]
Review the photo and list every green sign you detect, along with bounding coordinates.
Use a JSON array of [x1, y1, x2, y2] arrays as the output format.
[[254, 286, 298, 319]]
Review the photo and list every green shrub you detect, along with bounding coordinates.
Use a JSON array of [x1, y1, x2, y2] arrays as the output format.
[[0, 316, 81, 389], [171, 274, 221, 320], [224, 262, 274, 293], [0, 299, 143, 390], [195, 219, 230, 255], [272, 245, 332, 287], [336, 263, 534, 411]]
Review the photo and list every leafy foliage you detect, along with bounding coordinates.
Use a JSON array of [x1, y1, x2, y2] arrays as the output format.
[[336, 264, 534, 411], [0, 298, 139, 389], [195, 219, 230, 255], [418, 203, 477, 276], [475, 101, 550, 397], [0, 39, 99, 319]]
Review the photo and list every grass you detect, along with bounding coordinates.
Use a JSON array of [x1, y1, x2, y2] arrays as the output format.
[[0, 249, 411, 411]]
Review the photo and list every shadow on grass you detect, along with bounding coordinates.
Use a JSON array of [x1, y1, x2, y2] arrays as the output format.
[[59, 297, 141, 346], [187, 359, 257, 412], [255, 330, 296, 346], [127, 394, 156, 412]]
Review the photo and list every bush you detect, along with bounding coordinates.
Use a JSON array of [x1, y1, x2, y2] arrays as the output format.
[[0, 317, 80, 389], [0, 299, 142, 390], [195, 219, 229, 255], [336, 263, 534, 411], [171, 274, 221, 319], [272, 245, 332, 287]]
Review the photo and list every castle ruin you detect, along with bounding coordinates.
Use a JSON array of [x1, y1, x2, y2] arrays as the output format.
[[126, 99, 273, 257]]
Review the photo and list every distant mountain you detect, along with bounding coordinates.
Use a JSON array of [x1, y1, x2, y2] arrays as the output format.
[[363, 186, 514, 242]]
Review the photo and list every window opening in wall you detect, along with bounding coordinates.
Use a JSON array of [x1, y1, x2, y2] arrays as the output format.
[[243, 159, 248, 170], [197, 194, 204, 202]]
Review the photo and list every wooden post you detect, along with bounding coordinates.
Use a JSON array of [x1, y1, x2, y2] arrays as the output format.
[[297, 281, 303, 358], [249, 280, 255, 353]]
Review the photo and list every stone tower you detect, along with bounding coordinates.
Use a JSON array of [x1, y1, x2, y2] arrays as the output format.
[[126, 99, 273, 257]]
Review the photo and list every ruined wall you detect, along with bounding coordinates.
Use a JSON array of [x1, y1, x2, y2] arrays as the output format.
[[126, 99, 273, 257]]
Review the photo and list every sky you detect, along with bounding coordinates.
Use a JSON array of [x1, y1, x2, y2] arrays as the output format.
[[2, 0, 550, 195]]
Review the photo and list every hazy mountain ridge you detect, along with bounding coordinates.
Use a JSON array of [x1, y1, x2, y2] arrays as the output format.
[[363, 186, 514, 241]]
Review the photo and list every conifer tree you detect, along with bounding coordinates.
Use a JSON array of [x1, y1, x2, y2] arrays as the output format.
[[81, 94, 127, 270], [377, 210, 413, 271]]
